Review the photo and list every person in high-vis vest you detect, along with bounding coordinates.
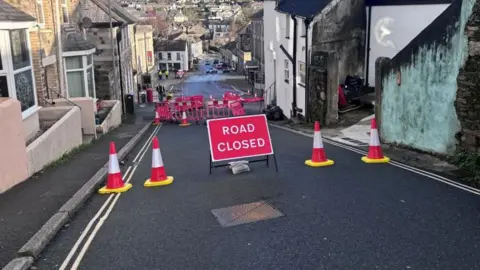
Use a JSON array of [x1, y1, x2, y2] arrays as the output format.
[[165, 70, 169, 79], [158, 70, 163, 80]]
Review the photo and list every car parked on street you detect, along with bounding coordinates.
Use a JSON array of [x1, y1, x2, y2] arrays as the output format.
[[205, 60, 211, 65], [206, 68, 217, 74]]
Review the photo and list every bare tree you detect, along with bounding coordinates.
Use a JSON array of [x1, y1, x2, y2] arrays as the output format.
[[139, 14, 173, 47]]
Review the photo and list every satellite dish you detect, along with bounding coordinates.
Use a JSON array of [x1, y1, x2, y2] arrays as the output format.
[[82, 17, 93, 28]]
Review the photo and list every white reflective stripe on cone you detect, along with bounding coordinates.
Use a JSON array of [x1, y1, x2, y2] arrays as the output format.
[[155, 111, 159, 117], [183, 112, 187, 119], [152, 148, 164, 168], [369, 129, 380, 146], [313, 131, 323, 149], [108, 154, 121, 173]]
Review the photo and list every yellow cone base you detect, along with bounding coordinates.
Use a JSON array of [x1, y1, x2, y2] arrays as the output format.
[[144, 176, 174, 187], [152, 122, 160, 126], [98, 183, 133, 194], [361, 156, 390, 164], [305, 159, 334, 167], [179, 123, 191, 127]]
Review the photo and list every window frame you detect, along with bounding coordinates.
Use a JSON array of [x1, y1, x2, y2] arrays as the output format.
[[176, 52, 181, 61], [63, 48, 96, 99], [0, 28, 38, 119], [36, 0, 46, 27], [298, 61, 306, 85], [284, 59, 289, 82], [167, 52, 171, 60]]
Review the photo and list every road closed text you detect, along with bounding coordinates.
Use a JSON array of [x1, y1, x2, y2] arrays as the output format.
[[217, 124, 265, 152], [207, 115, 273, 162]]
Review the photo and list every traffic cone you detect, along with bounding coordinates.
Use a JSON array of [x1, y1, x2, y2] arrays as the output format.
[[179, 111, 191, 126], [305, 121, 334, 167], [153, 109, 160, 126], [362, 118, 390, 163], [98, 142, 132, 194], [144, 136, 174, 187]]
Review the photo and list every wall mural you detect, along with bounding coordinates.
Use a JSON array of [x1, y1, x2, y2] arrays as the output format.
[[14, 69, 35, 111]]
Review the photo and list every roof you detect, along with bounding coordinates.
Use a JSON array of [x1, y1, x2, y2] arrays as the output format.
[[156, 40, 187, 51], [84, 0, 137, 24], [275, 0, 332, 19], [0, 0, 36, 22], [64, 33, 96, 52], [250, 9, 263, 20], [365, 0, 451, 5]]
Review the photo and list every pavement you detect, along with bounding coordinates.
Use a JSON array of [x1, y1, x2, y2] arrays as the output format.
[[0, 106, 155, 269], [25, 55, 480, 269]]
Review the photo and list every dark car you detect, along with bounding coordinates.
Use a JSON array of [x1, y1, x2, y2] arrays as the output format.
[[213, 60, 219, 64], [206, 68, 218, 74], [205, 60, 211, 65]]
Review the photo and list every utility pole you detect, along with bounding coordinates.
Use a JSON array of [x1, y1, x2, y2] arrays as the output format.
[[144, 31, 148, 75], [107, 0, 118, 100]]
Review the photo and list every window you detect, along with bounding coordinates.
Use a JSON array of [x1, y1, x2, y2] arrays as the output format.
[[0, 76, 8, 98], [36, 0, 45, 25], [9, 29, 36, 112], [299, 62, 306, 85], [158, 52, 163, 60], [284, 60, 289, 81], [61, 0, 69, 23], [10, 30, 30, 70], [64, 52, 95, 99], [167, 53, 171, 60], [176, 52, 181, 61], [285, 14, 290, 38]]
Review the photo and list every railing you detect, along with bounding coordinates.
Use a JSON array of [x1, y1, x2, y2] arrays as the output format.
[[263, 81, 276, 106], [46, 87, 81, 109]]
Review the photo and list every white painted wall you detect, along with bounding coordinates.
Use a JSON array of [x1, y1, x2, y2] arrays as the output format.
[[157, 46, 189, 70], [263, 5, 314, 118]]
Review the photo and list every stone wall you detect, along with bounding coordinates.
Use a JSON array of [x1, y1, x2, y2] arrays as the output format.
[[455, 0, 480, 153], [311, 0, 365, 82]]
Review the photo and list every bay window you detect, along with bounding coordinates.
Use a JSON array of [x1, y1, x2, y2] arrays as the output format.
[[0, 27, 37, 118], [63, 49, 96, 99]]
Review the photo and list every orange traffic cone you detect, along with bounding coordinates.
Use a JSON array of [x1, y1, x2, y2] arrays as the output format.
[[144, 136, 174, 187], [362, 118, 390, 163], [98, 142, 132, 194], [153, 109, 160, 126], [305, 121, 334, 167], [179, 111, 191, 126]]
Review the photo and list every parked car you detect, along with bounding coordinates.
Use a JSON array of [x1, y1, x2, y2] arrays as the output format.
[[213, 60, 219, 64], [205, 60, 211, 65], [216, 63, 223, 69], [206, 68, 217, 74]]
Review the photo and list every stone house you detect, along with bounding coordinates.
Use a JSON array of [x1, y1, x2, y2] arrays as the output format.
[[67, 0, 137, 100]]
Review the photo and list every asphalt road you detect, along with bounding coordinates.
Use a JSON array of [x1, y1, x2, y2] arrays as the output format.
[[32, 56, 480, 269], [35, 124, 479, 269]]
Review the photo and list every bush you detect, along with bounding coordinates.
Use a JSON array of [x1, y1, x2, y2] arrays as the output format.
[[451, 150, 480, 188]]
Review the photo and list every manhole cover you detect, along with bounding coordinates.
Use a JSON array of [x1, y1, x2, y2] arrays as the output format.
[[211, 201, 284, 228]]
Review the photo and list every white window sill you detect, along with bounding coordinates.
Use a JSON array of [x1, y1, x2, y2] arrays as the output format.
[[22, 105, 41, 120]]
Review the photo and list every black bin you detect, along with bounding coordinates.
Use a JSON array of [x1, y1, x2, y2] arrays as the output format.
[[125, 94, 135, 115]]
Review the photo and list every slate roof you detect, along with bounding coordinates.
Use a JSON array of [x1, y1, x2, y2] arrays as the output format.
[[0, 0, 36, 22], [250, 9, 263, 20], [64, 33, 96, 52], [83, 0, 137, 24], [156, 40, 187, 51], [276, 0, 332, 19]]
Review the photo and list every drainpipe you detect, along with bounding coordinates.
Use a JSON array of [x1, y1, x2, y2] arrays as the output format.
[[117, 28, 126, 119], [291, 14, 298, 118], [53, 0, 65, 95], [365, 5, 372, 87], [304, 17, 311, 122]]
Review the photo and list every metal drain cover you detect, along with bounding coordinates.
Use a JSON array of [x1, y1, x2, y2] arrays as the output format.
[[211, 201, 284, 227]]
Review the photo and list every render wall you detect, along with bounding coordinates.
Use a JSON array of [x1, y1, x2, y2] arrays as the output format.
[[378, 0, 474, 155]]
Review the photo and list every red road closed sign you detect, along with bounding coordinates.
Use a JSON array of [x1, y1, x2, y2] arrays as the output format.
[[207, 115, 274, 162]]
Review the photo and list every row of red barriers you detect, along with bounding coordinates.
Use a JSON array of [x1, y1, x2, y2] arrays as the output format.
[[155, 91, 264, 124]]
